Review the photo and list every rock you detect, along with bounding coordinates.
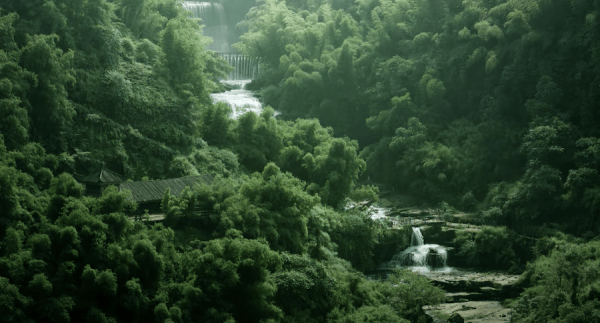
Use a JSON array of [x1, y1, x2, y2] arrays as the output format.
[[459, 305, 476, 311], [424, 301, 511, 323], [423, 270, 522, 299], [448, 313, 464, 323], [445, 292, 486, 302], [426, 248, 445, 268]]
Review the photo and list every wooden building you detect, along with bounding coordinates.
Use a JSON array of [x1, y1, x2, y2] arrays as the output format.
[[119, 174, 214, 213], [77, 166, 214, 218], [77, 164, 125, 197]]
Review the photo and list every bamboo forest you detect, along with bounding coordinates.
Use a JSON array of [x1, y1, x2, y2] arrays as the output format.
[[1, 0, 600, 322]]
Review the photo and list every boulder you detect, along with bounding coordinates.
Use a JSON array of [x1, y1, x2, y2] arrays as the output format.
[[424, 301, 511, 323], [448, 312, 464, 323], [426, 247, 445, 268]]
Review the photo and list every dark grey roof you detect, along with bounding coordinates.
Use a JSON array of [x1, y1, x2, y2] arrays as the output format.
[[119, 174, 214, 203], [79, 165, 124, 183]]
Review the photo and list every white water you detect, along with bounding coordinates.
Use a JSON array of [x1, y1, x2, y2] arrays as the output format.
[[211, 80, 262, 119], [390, 244, 448, 266], [411, 226, 424, 246], [369, 207, 388, 220], [185, 2, 268, 118], [183, 1, 230, 52], [220, 53, 260, 80], [387, 227, 450, 273], [182, 2, 225, 25]]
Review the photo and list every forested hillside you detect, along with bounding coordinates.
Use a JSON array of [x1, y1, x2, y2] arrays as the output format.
[[233, 0, 600, 321], [238, 0, 600, 231], [1, 0, 600, 322], [0, 0, 434, 322]]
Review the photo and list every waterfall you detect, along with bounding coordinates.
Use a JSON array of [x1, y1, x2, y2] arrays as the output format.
[[183, 1, 230, 52], [210, 54, 265, 118], [387, 226, 448, 271], [182, 2, 225, 26], [194, 1, 266, 118], [411, 227, 424, 246], [182, 2, 260, 80], [219, 53, 260, 80]]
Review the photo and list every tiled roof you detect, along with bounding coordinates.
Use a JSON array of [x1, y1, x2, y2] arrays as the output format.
[[79, 165, 125, 183], [119, 174, 214, 203]]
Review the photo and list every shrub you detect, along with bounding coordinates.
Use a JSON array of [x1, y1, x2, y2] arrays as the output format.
[[513, 240, 600, 322], [454, 226, 518, 270]]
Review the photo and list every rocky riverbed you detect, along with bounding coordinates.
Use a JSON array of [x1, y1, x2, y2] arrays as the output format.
[[364, 183, 523, 322], [420, 267, 521, 322], [424, 301, 512, 323], [424, 270, 521, 301]]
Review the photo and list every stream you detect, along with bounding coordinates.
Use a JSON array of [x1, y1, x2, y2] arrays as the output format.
[[363, 187, 521, 322], [211, 79, 281, 119], [211, 80, 263, 119]]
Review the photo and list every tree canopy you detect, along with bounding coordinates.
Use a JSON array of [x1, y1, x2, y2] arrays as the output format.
[[3, 0, 600, 322]]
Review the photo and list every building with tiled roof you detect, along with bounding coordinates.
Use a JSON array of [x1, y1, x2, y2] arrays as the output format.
[[119, 174, 214, 204], [77, 165, 215, 222], [77, 164, 125, 197]]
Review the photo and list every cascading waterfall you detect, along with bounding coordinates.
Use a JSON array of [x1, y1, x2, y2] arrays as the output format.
[[411, 227, 424, 246], [182, 2, 225, 26], [183, 1, 230, 52], [182, 1, 260, 80], [184, 1, 268, 118], [211, 80, 263, 119], [219, 53, 260, 80], [388, 227, 448, 271], [210, 53, 263, 119]]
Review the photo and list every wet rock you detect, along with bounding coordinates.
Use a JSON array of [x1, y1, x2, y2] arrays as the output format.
[[448, 313, 464, 323], [446, 292, 487, 302], [424, 270, 522, 299], [426, 248, 446, 268], [424, 312, 434, 323]]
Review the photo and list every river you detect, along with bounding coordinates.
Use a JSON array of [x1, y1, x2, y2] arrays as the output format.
[[211, 80, 279, 119]]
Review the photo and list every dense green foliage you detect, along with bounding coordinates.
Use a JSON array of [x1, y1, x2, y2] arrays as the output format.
[[0, 132, 435, 322], [233, 1, 600, 319], [0, 2, 439, 321], [512, 238, 600, 323], [237, 0, 600, 232], [0, 0, 227, 178], [3, 0, 600, 321], [199, 106, 373, 207], [453, 225, 534, 272]]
